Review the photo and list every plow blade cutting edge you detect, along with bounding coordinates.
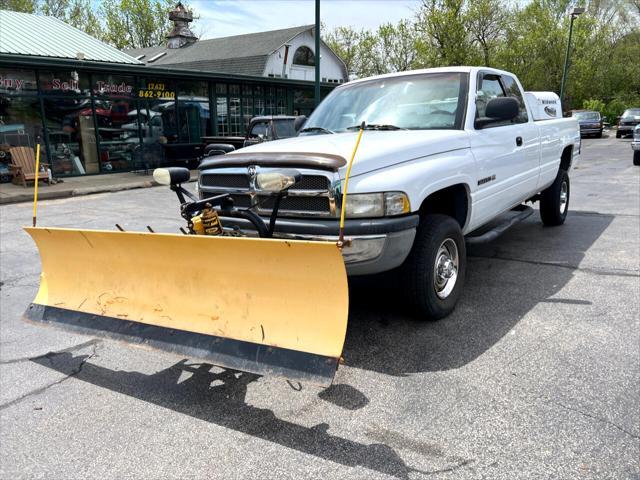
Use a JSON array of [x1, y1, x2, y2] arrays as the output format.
[[23, 227, 349, 386]]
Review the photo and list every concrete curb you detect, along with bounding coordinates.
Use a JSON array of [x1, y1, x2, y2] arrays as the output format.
[[0, 177, 196, 206]]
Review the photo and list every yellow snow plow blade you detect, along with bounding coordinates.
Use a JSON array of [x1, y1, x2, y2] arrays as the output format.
[[23, 227, 349, 386]]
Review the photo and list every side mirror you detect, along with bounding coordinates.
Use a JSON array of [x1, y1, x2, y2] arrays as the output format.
[[153, 167, 190, 186], [475, 97, 519, 129]]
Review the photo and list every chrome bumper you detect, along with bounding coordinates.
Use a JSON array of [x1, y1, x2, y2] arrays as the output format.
[[219, 214, 419, 276]]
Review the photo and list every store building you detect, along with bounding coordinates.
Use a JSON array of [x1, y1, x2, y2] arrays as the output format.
[[126, 5, 347, 84], [0, 8, 337, 177]]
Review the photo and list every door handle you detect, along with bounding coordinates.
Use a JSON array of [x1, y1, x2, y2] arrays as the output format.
[[516, 136, 523, 147]]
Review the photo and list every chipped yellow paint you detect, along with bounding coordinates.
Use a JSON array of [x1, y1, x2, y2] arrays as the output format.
[[25, 227, 349, 358]]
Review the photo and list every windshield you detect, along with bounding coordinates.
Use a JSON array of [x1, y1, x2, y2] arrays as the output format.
[[622, 109, 640, 118], [573, 111, 600, 121], [303, 73, 467, 133]]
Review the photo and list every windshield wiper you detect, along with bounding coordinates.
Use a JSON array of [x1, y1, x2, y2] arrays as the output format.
[[346, 124, 406, 131], [298, 126, 334, 134]]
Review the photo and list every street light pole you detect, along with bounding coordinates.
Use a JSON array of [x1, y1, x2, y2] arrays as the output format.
[[559, 7, 585, 108], [314, 0, 321, 107]]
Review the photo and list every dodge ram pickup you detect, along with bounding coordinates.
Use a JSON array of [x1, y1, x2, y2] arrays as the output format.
[[197, 67, 581, 319]]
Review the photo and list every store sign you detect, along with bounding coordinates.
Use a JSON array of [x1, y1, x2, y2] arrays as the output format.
[[95, 81, 134, 94], [51, 78, 80, 91], [138, 82, 175, 99], [0, 76, 25, 90]]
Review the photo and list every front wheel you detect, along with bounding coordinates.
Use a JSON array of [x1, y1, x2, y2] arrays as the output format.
[[401, 214, 466, 320], [540, 169, 570, 226], [634, 150, 640, 166], [616, 131, 622, 138]]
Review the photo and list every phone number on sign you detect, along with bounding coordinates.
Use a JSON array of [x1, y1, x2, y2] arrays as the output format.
[[138, 90, 175, 99]]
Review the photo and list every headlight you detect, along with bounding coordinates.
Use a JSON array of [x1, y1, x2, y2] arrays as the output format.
[[343, 192, 410, 218]]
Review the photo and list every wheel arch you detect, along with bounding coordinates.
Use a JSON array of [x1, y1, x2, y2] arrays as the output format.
[[418, 183, 471, 231], [560, 145, 573, 171]]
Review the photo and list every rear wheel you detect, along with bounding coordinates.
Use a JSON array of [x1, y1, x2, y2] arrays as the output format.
[[616, 130, 622, 138], [596, 131, 602, 138], [634, 151, 640, 166], [402, 214, 466, 320], [540, 169, 570, 226]]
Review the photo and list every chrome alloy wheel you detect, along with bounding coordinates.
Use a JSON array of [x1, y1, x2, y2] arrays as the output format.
[[560, 180, 569, 215], [433, 238, 459, 299]]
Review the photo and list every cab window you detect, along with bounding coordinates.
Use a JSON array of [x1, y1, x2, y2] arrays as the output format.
[[476, 75, 504, 118], [248, 121, 270, 139]]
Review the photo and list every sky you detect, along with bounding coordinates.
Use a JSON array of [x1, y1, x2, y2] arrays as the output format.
[[190, 0, 423, 39]]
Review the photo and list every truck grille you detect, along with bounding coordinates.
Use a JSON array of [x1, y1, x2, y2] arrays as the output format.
[[199, 169, 335, 217], [201, 174, 249, 188]]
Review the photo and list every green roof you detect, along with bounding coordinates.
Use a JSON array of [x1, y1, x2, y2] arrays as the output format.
[[0, 10, 141, 64]]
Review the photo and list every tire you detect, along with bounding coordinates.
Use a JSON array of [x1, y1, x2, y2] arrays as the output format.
[[596, 131, 602, 138], [401, 214, 466, 320], [634, 150, 640, 166], [616, 131, 622, 138], [540, 169, 570, 226]]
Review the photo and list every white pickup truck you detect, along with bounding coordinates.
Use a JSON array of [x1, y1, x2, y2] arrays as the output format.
[[198, 67, 580, 319]]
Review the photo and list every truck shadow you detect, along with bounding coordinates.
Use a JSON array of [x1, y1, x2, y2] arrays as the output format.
[[344, 211, 614, 376], [30, 354, 463, 479]]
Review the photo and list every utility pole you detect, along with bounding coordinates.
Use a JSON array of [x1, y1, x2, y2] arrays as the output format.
[[314, 0, 321, 107], [559, 7, 584, 109]]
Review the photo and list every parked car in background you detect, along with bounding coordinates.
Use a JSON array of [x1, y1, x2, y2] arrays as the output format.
[[571, 110, 604, 137], [202, 115, 306, 156], [616, 108, 640, 138], [632, 124, 640, 166]]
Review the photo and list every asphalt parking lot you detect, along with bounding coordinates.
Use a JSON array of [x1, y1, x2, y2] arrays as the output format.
[[1, 132, 638, 479]]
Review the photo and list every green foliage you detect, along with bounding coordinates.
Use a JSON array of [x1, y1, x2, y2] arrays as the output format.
[[326, 0, 639, 111], [582, 99, 606, 112], [1, 0, 198, 50], [0, 0, 37, 12], [100, 0, 178, 50]]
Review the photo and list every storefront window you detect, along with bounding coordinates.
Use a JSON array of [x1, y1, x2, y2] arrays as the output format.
[[215, 83, 228, 136], [43, 95, 98, 175], [0, 68, 37, 95], [266, 87, 276, 116], [254, 86, 265, 116], [39, 70, 90, 96], [277, 87, 287, 115], [293, 88, 314, 116], [229, 84, 241, 136], [0, 95, 43, 151], [92, 74, 135, 97], [178, 81, 209, 143]]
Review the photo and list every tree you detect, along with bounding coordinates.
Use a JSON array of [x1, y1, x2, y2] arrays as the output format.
[[100, 0, 180, 50], [466, 0, 509, 66], [40, 0, 101, 38], [414, 0, 476, 67], [324, 26, 362, 78], [0, 0, 37, 12]]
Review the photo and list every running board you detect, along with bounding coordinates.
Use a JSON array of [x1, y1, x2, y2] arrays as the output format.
[[465, 205, 533, 245]]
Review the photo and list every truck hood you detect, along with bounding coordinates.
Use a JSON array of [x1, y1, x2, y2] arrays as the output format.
[[226, 130, 470, 177]]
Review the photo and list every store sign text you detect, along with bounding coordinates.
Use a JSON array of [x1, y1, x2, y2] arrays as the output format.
[[0, 77, 25, 90], [138, 82, 175, 99], [51, 78, 80, 91], [95, 81, 133, 94]]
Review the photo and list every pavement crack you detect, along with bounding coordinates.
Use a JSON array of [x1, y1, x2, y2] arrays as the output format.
[[470, 255, 640, 278], [0, 341, 100, 411], [549, 401, 640, 440]]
